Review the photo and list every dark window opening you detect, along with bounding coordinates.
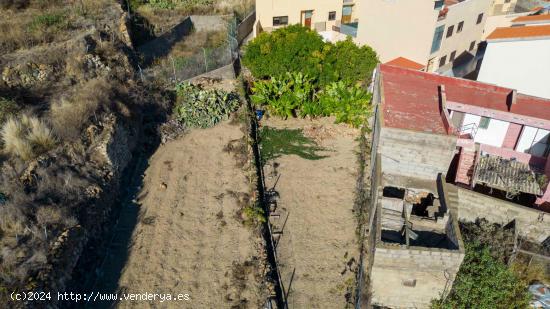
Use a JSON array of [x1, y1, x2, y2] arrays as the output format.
[[273, 16, 288, 26], [457, 21, 464, 32], [469, 40, 476, 51], [439, 55, 447, 68], [446, 25, 454, 38], [383, 186, 406, 199], [449, 51, 456, 62], [476, 13, 484, 24], [328, 11, 336, 21]]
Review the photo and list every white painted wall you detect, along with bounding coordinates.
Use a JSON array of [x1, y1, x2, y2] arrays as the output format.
[[478, 38, 550, 99], [462, 113, 510, 147], [516, 126, 550, 156], [354, 0, 438, 64]]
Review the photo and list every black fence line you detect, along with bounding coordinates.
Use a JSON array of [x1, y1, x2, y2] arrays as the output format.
[[242, 78, 287, 309]]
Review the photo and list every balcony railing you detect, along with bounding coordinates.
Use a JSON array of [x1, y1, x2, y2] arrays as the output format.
[[458, 123, 478, 139]]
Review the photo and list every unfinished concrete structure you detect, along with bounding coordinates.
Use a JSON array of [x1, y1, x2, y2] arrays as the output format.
[[368, 63, 550, 307], [366, 65, 465, 308], [376, 63, 550, 243]]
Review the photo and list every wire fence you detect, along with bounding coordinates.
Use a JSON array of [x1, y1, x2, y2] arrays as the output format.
[[138, 16, 240, 84]]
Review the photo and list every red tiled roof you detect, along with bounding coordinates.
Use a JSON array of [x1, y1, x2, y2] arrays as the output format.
[[487, 24, 550, 40], [379, 64, 550, 135], [512, 14, 550, 23], [385, 57, 425, 70]]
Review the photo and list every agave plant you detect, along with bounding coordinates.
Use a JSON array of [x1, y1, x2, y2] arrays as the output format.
[[173, 82, 240, 128]]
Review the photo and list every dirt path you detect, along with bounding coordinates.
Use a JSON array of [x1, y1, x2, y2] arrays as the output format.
[[117, 121, 265, 308], [263, 117, 360, 309]]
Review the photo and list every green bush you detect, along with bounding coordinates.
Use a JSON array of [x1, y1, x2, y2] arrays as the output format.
[[431, 242, 530, 309], [319, 38, 378, 86], [174, 82, 240, 128], [314, 81, 372, 127], [243, 25, 325, 80], [243, 26, 378, 86], [250, 72, 315, 119]]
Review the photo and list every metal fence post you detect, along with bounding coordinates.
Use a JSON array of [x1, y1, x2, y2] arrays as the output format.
[[170, 56, 176, 81]]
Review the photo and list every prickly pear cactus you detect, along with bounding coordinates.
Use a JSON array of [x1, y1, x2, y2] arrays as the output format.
[[174, 82, 240, 128]]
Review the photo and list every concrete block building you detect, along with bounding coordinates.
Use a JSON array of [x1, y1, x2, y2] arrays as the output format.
[[366, 64, 466, 308], [374, 63, 550, 243], [366, 63, 550, 308]]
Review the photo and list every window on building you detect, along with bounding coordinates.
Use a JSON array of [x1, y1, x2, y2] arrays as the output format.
[[469, 40, 476, 51], [479, 116, 490, 129], [431, 25, 445, 54], [342, 5, 353, 24], [476, 13, 484, 24], [457, 21, 464, 33], [328, 11, 336, 21], [450, 51, 456, 62], [516, 127, 550, 157], [273, 16, 288, 26], [446, 25, 454, 38], [434, 0, 444, 9], [439, 55, 447, 68]]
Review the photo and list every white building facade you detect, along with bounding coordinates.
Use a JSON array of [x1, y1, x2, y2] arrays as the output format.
[[478, 25, 550, 99]]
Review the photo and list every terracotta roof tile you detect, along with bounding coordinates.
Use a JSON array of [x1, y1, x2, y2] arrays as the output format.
[[378, 64, 550, 135], [512, 14, 550, 23], [385, 57, 425, 70], [487, 24, 550, 40]]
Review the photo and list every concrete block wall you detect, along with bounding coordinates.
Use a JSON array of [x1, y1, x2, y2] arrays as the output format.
[[371, 246, 464, 308], [445, 213, 462, 249], [457, 187, 550, 243], [378, 127, 457, 180]]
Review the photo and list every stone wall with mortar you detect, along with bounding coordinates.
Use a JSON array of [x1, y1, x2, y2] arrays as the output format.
[[378, 127, 456, 181], [457, 187, 550, 243]]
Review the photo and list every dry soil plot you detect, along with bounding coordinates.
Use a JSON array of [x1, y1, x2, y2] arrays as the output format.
[[117, 121, 265, 308], [263, 117, 360, 309]]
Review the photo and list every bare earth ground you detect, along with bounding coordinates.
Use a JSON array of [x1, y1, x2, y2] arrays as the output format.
[[117, 121, 265, 308], [263, 117, 360, 309]]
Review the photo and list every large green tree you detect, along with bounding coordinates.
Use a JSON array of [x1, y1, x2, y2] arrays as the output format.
[[243, 25, 378, 87], [432, 242, 530, 309]]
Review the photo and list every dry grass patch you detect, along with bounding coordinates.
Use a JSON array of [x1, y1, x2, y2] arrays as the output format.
[[50, 78, 113, 141], [1, 115, 56, 161], [0, 7, 70, 54]]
